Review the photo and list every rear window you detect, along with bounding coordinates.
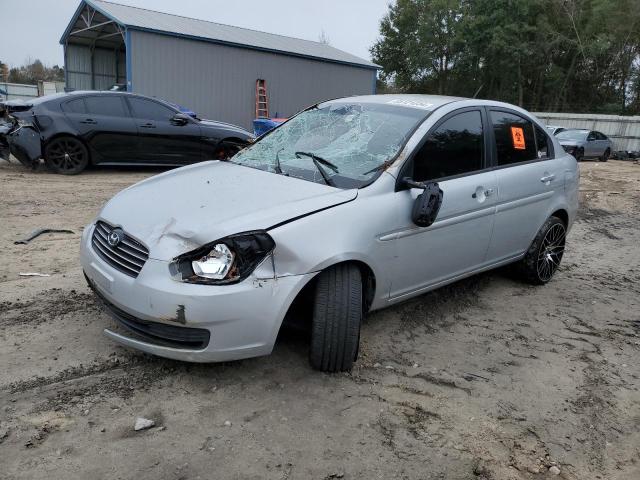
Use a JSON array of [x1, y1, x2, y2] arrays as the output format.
[[535, 125, 551, 159], [85, 96, 127, 117], [490, 110, 537, 166]]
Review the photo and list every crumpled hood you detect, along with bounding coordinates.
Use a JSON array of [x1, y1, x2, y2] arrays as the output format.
[[558, 140, 579, 147], [98, 161, 357, 260]]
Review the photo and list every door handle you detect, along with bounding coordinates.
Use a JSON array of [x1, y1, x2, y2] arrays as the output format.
[[472, 187, 494, 199], [139, 123, 156, 129], [80, 118, 96, 125], [540, 174, 555, 183]]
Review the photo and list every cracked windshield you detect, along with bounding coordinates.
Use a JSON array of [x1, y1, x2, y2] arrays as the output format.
[[231, 102, 429, 188]]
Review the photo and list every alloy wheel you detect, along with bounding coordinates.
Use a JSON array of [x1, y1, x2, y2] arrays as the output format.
[[46, 138, 87, 172], [536, 223, 566, 282]]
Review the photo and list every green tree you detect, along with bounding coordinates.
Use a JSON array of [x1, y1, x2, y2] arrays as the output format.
[[7, 59, 64, 85], [372, 0, 640, 114]]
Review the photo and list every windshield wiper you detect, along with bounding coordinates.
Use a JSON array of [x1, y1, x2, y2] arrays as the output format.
[[295, 151, 339, 172], [295, 151, 338, 187], [274, 147, 285, 174], [362, 160, 393, 176]]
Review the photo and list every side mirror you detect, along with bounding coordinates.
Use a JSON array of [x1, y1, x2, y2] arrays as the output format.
[[403, 177, 444, 228], [170, 113, 190, 126]]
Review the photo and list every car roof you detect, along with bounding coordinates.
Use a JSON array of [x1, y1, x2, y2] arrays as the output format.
[[48, 90, 180, 110], [323, 94, 465, 112]]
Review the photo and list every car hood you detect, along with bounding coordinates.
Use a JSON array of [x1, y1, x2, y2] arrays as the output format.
[[558, 140, 580, 147], [199, 119, 252, 137], [98, 161, 357, 261]]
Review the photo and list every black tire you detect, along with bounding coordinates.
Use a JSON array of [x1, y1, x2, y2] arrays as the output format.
[[575, 148, 584, 162], [516, 216, 566, 285], [309, 264, 362, 372], [44, 136, 89, 175], [600, 148, 610, 162]]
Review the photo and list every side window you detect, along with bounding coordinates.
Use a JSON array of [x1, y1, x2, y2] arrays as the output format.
[[597, 132, 607, 140], [62, 98, 86, 114], [412, 110, 484, 182], [85, 96, 127, 117], [534, 125, 551, 159], [128, 98, 175, 121], [587, 131, 597, 141], [490, 110, 537, 166]]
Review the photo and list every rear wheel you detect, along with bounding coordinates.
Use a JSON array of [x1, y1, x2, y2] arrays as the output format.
[[600, 148, 610, 162], [44, 136, 89, 174], [309, 264, 362, 372], [516, 216, 566, 285]]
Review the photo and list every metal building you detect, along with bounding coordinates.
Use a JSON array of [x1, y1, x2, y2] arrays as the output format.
[[60, 0, 379, 129]]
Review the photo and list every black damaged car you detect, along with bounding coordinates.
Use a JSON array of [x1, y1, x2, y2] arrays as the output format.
[[0, 91, 253, 174]]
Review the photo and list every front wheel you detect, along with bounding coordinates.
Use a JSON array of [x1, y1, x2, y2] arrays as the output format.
[[575, 148, 584, 162], [516, 216, 566, 285], [309, 264, 362, 372], [44, 136, 89, 174]]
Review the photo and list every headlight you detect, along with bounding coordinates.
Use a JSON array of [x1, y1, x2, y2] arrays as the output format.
[[170, 231, 275, 285], [192, 243, 235, 280], [15, 118, 33, 127]]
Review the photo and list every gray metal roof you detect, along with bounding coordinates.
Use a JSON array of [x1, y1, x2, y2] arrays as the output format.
[[69, 0, 378, 70]]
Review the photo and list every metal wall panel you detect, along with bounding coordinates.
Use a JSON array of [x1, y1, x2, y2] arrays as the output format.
[[535, 112, 640, 151], [116, 50, 126, 84], [93, 48, 117, 90], [66, 44, 92, 90], [130, 30, 376, 130]]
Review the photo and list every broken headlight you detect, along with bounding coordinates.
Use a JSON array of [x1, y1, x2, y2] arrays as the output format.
[[170, 231, 275, 285]]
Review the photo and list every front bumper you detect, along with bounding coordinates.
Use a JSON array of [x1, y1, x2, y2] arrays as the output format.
[[80, 223, 316, 362]]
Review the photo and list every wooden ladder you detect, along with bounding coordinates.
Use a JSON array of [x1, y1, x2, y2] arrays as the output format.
[[255, 79, 269, 118]]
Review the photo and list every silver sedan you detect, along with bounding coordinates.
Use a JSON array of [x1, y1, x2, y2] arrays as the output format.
[[557, 129, 613, 162], [81, 95, 579, 372]]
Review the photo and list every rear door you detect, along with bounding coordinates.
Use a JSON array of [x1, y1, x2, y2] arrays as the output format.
[[126, 97, 203, 165], [389, 108, 498, 299], [62, 95, 138, 163], [484, 108, 563, 262]]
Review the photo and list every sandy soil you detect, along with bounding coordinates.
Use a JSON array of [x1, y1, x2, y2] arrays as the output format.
[[0, 158, 639, 480]]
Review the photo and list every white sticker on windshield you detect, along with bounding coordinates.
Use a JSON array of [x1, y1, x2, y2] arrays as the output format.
[[386, 99, 434, 110]]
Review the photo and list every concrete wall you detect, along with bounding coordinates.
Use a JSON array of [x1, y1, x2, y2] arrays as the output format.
[[534, 112, 640, 151], [129, 30, 376, 130], [0, 82, 38, 101]]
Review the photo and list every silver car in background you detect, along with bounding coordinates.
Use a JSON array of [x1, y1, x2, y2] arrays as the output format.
[[556, 129, 612, 162], [81, 95, 579, 372]]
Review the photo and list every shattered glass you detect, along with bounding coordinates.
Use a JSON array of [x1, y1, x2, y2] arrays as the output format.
[[232, 102, 428, 188]]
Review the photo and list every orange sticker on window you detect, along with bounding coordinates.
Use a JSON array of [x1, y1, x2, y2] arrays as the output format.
[[511, 126, 526, 150]]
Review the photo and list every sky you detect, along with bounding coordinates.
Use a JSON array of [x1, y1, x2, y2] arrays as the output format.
[[1, 0, 392, 68]]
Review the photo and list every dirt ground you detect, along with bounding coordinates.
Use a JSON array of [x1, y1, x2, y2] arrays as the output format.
[[0, 157, 639, 480]]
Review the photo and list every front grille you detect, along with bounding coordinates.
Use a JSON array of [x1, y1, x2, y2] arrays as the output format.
[[91, 221, 149, 277]]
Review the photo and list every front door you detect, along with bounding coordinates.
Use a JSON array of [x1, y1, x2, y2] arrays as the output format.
[[389, 108, 497, 300], [585, 131, 599, 157], [126, 97, 203, 165], [62, 95, 138, 163]]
